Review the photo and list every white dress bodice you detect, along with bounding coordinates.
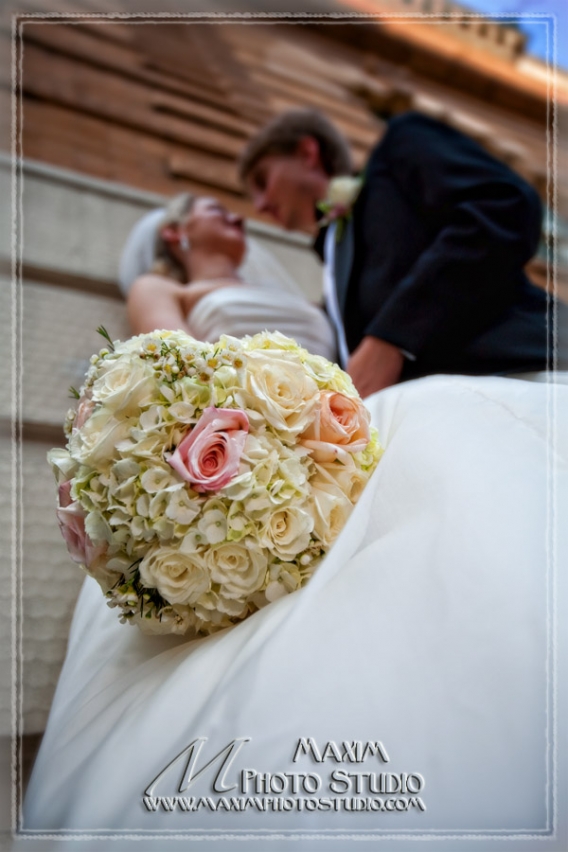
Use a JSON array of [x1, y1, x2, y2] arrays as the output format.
[[186, 284, 337, 361]]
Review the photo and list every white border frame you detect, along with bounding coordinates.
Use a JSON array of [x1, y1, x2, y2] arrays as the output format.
[[9, 8, 561, 846]]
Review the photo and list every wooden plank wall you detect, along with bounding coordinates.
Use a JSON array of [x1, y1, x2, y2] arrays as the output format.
[[0, 16, 554, 211]]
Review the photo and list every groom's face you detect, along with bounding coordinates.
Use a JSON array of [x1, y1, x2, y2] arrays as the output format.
[[246, 146, 326, 233]]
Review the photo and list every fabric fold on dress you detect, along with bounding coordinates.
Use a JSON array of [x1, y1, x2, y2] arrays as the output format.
[[22, 376, 567, 848]]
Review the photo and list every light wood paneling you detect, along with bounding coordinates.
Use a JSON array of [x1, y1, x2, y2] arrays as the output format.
[[8, 11, 554, 214], [21, 282, 130, 428], [21, 44, 248, 160]]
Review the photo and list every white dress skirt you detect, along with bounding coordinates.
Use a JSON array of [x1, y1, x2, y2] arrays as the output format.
[[21, 373, 568, 851]]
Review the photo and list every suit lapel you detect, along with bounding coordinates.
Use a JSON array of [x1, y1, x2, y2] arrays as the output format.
[[313, 223, 327, 261], [334, 216, 354, 316]]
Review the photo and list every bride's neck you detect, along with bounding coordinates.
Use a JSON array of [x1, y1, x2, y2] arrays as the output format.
[[184, 251, 241, 284]]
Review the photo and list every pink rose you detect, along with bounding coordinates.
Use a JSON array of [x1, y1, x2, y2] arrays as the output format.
[[58, 480, 73, 508], [56, 482, 106, 566], [168, 407, 249, 493], [328, 203, 349, 221], [75, 396, 95, 430], [300, 391, 370, 463]]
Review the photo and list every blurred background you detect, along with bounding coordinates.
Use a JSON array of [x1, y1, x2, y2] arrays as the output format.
[[0, 0, 567, 820]]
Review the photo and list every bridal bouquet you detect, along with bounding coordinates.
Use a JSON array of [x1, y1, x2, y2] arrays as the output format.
[[49, 329, 382, 636]]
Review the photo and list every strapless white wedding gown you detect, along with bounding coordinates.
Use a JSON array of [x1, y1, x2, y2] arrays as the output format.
[[21, 371, 568, 851], [186, 284, 337, 361]]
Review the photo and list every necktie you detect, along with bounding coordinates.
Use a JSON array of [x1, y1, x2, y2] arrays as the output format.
[[323, 222, 351, 368]]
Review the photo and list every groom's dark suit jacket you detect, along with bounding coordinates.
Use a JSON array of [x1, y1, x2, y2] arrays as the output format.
[[314, 111, 562, 380]]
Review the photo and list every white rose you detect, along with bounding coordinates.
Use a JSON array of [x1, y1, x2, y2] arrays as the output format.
[[326, 175, 362, 207], [310, 482, 352, 548], [139, 546, 210, 605], [260, 505, 314, 560], [69, 407, 133, 468], [244, 331, 304, 353], [242, 351, 318, 438], [206, 539, 267, 599], [312, 461, 370, 504], [91, 355, 156, 415]]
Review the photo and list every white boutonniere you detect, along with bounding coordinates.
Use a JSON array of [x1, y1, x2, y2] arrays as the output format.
[[317, 175, 364, 241]]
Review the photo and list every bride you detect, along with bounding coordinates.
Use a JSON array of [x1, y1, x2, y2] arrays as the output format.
[[122, 192, 337, 361], [20, 202, 567, 850]]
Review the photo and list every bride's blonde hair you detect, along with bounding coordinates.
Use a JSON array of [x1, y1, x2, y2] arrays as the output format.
[[152, 192, 196, 282]]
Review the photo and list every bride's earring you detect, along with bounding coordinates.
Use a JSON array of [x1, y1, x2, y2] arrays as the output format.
[[179, 234, 190, 253]]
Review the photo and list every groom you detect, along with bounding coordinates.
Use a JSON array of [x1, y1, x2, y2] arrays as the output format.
[[239, 109, 555, 396]]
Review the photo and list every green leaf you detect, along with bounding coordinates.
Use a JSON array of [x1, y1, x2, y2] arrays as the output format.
[[96, 325, 115, 351]]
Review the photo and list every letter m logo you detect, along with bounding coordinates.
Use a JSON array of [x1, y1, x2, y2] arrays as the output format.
[[144, 737, 250, 797]]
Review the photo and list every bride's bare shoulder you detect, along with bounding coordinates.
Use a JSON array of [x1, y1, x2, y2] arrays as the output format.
[[126, 274, 190, 335], [127, 273, 185, 300]]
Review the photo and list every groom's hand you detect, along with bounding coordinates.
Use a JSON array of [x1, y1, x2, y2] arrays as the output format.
[[347, 336, 404, 398]]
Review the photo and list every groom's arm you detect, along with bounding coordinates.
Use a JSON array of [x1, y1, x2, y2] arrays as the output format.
[[347, 336, 404, 398], [359, 112, 542, 364]]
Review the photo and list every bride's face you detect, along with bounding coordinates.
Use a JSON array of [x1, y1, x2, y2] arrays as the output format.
[[182, 198, 246, 265]]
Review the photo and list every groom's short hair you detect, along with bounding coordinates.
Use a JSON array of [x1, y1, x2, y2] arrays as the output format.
[[238, 109, 353, 181]]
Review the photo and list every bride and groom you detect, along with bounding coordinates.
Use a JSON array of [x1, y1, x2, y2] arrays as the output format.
[[21, 109, 567, 847], [124, 107, 557, 395]]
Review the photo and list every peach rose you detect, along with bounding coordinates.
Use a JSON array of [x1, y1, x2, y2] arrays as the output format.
[[300, 391, 370, 463], [168, 407, 249, 493], [56, 482, 106, 566]]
